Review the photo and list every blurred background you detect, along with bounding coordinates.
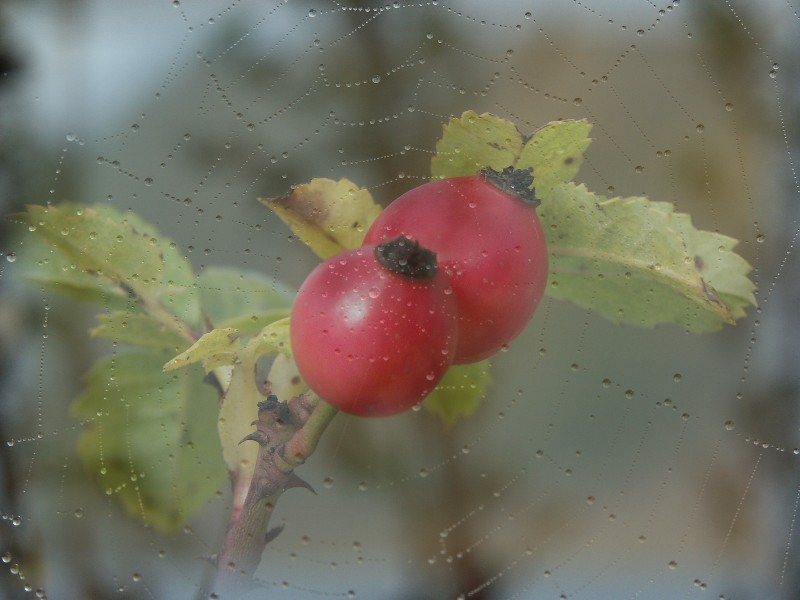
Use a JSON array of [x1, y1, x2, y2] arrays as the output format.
[[1, 0, 799, 598]]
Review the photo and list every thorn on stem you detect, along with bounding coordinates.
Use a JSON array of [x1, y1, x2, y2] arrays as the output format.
[[239, 430, 268, 446], [285, 472, 316, 494], [265, 524, 285, 544]]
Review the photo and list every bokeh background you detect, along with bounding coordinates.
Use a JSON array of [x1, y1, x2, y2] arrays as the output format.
[[1, 1, 799, 598]]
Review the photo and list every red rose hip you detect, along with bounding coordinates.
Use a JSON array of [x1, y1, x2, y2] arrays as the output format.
[[290, 236, 458, 417], [363, 167, 548, 363]]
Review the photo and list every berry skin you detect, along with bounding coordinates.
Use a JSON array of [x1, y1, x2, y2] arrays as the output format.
[[290, 237, 458, 417], [363, 167, 548, 364]]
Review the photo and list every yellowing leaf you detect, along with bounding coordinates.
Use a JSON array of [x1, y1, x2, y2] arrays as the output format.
[[217, 350, 261, 479], [541, 183, 756, 331], [163, 327, 240, 372], [431, 111, 523, 179], [217, 331, 285, 481], [260, 178, 382, 259], [266, 353, 305, 404], [252, 316, 292, 358], [163, 325, 282, 479]]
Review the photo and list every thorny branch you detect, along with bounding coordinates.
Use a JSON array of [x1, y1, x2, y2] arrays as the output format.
[[213, 392, 338, 596]]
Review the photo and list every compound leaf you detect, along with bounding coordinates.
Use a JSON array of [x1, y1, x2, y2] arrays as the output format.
[[430, 112, 591, 198]]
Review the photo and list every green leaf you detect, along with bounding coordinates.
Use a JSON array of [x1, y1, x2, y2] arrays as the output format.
[[71, 351, 226, 533], [517, 119, 592, 197], [259, 178, 382, 259], [163, 327, 241, 373], [16, 203, 202, 328], [665, 209, 756, 320], [431, 111, 523, 179], [18, 204, 164, 301], [423, 361, 492, 427], [15, 235, 140, 311], [91, 311, 190, 353], [93, 205, 202, 329], [541, 183, 756, 331], [196, 266, 293, 334]]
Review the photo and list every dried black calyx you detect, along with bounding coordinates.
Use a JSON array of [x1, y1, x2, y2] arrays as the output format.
[[374, 235, 438, 280], [481, 166, 540, 207], [257, 394, 281, 412]]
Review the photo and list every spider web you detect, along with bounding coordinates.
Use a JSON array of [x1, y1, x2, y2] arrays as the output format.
[[1, 1, 799, 598]]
